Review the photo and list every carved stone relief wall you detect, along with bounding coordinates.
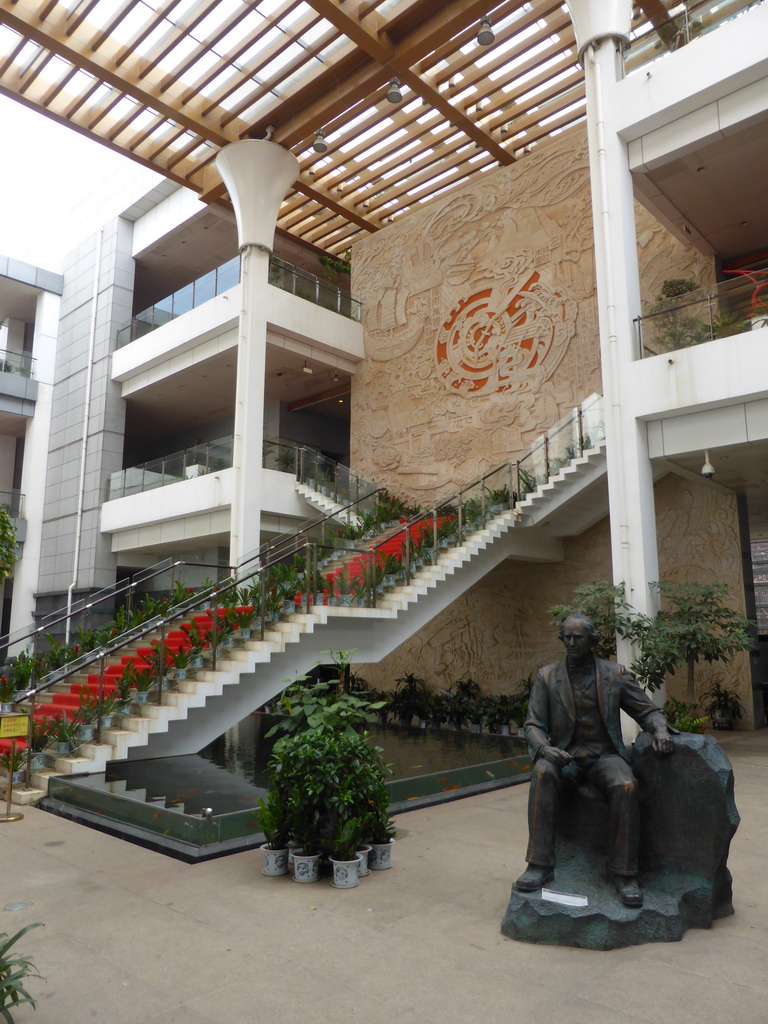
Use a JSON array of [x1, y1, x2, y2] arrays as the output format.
[[357, 474, 753, 727], [350, 126, 713, 505]]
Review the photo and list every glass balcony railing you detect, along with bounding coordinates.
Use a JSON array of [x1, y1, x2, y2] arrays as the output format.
[[0, 489, 25, 518], [624, 0, 764, 74], [268, 256, 362, 322], [635, 274, 768, 358], [0, 349, 35, 378], [116, 256, 241, 348], [107, 437, 234, 500], [116, 253, 363, 348]]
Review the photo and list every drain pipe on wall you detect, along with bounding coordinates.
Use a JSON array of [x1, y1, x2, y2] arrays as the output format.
[[66, 226, 103, 643]]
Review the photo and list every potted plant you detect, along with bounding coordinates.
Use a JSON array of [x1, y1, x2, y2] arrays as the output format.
[[366, 809, 397, 870], [74, 688, 100, 742], [48, 713, 79, 755], [256, 788, 291, 876], [482, 694, 515, 736], [168, 645, 193, 680], [125, 664, 155, 704], [29, 718, 54, 770], [0, 747, 25, 786], [329, 815, 367, 889], [0, 675, 17, 713], [466, 699, 485, 734], [700, 679, 743, 730], [389, 672, 432, 727]]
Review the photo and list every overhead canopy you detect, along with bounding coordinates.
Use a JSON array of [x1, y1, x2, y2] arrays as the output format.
[[0, 0, 748, 253]]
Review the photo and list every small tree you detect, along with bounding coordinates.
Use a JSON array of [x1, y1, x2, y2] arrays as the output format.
[[0, 506, 16, 582], [548, 579, 634, 660], [629, 581, 755, 700]]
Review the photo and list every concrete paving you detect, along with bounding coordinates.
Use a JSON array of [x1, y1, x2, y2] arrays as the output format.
[[1, 729, 767, 1024]]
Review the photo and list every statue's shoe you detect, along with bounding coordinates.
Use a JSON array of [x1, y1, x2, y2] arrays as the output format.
[[612, 874, 643, 907], [514, 864, 554, 892]]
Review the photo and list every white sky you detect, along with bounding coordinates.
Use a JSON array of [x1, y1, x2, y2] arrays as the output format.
[[0, 95, 160, 270]]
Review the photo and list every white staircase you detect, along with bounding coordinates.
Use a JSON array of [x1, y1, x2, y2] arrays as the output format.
[[295, 481, 349, 517], [22, 440, 609, 795]]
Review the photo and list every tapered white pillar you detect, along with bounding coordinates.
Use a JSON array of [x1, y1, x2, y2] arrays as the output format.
[[568, 3, 661, 669], [215, 141, 299, 566]]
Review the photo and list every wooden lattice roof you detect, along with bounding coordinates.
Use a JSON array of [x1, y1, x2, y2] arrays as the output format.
[[0, 0, 732, 253]]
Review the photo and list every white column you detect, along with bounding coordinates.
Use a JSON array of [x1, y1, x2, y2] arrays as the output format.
[[215, 141, 299, 567], [569, 3, 661, 670], [9, 289, 60, 646]]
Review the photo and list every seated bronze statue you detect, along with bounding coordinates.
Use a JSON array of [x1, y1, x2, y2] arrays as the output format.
[[515, 614, 674, 907]]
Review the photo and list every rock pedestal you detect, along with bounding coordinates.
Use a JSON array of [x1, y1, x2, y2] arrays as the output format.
[[501, 734, 739, 949]]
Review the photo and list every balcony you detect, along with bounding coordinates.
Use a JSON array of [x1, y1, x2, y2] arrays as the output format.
[[0, 489, 25, 518], [636, 273, 768, 358], [623, 0, 763, 75], [0, 350, 35, 378], [107, 438, 233, 500], [116, 257, 241, 348], [116, 254, 362, 349]]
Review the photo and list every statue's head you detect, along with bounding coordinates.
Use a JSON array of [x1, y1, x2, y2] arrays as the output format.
[[558, 614, 600, 663]]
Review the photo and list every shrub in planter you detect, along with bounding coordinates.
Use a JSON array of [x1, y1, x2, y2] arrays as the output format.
[[266, 730, 391, 859]]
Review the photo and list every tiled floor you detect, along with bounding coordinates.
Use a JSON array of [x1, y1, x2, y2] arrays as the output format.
[[2, 729, 766, 1024]]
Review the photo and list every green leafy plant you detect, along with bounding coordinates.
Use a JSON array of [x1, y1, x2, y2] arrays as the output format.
[[330, 815, 367, 861], [0, 921, 43, 1022], [30, 718, 53, 753], [256, 788, 291, 850], [267, 675, 384, 740], [700, 678, 743, 721], [0, 677, 16, 704], [388, 671, 432, 722], [0, 748, 25, 776], [630, 581, 755, 698], [0, 504, 17, 582], [549, 580, 634, 660], [662, 697, 706, 733], [646, 277, 710, 352], [47, 713, 79, 749]]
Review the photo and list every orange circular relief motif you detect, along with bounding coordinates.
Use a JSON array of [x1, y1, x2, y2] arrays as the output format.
[[436, 271, 571, 397]]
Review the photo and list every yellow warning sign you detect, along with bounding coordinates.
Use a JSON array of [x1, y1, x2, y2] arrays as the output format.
[[0, 715, 28, 738]]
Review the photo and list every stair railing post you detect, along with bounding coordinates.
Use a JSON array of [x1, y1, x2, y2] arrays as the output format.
[[259, 575, 266, 640], [303, 543, 310, 612], [97, 648, 106, 742], [211, 588, 219, 672], [481, 481, 487, 526], [24, 689, 36, 788], [156, 621, 166, 706], [577, 407, 584, 454], [404, 526, 411, 584], [509, 462, 515, 508], [544, 436, 550, 480], [432, 509, 438, 565], [457, 490, 464, 545], [369, 547, 376, 609]]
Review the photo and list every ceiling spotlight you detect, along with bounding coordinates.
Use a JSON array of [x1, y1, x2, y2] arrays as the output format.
[[303, 360, 313, 374], [387, 77, 403, 103], [329, 370, 339, 382], [477, 16, 495, 46], [701, 451, 714, 479], [312, 129, 327, 153]]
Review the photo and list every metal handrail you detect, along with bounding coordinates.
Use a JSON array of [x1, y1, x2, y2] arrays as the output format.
[[268, 256, 361, 322], [6, 397, 604, 705]]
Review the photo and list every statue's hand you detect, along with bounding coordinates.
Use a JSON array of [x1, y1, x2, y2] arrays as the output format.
[[652, 724, 674, 755], [541, 745, 573, 767]]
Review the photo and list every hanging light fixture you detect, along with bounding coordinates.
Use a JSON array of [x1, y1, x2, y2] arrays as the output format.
[[386, 77, 403, 103], [312, 129, 327, 153], [477, 16, 495, 45]]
